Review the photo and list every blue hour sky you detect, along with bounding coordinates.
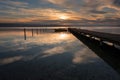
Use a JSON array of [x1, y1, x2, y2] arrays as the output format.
[[0, 0, 120, 24]]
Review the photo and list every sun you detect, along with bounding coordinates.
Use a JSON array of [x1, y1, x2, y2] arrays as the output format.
[[59, 15, 68, 20]]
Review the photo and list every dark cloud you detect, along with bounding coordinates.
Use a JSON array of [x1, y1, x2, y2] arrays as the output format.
[[90, 10, 107, 14], [113, 0, 120, 6], [102, 7, 118, 13]]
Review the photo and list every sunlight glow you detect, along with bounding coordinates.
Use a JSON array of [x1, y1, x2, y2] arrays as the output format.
[[59, 15, 68, 20], [59, 33, 68, 39]]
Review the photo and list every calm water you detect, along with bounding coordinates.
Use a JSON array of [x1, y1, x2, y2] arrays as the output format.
[[0, 27, 120, 80]]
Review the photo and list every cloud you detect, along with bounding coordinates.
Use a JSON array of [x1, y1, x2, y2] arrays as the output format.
[[0, 0, 28, 8], [90, 10, 107, 14], [0, 7, 84, 23], [113, 0, 120, 7], [0, 0, 120, 23], [47, 0, 66, 5]]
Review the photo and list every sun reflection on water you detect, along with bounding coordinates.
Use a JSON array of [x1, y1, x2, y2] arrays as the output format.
[[59, 33, 68, 39]]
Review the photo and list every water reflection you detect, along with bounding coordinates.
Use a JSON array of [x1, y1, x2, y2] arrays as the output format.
[[0, 28, 120, 80], [23, 28, 67, 40]]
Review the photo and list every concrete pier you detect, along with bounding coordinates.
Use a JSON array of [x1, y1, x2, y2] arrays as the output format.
[[68, 28, 120, 46]]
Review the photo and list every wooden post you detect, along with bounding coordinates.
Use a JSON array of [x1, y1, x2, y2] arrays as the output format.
[[32, 29, 33, 37]]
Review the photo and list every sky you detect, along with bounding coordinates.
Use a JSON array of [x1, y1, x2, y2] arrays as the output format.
[[0, 0, 120, 24]]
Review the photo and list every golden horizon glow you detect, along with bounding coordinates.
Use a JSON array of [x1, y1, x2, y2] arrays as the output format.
[[59, 15, 69, 20]]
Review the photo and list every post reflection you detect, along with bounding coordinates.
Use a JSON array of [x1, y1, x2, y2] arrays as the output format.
[[24, 28, 26, 40], [23, 28, 68, 40], [32, 29, 33, 37]]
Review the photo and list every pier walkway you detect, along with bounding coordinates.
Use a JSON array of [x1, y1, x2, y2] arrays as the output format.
[[68, 28, 120, 46]]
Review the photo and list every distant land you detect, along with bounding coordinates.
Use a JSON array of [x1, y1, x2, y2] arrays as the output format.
[[0, 23, 120, 27]]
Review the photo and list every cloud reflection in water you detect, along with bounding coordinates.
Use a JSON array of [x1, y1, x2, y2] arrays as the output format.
[[0, 56, 23, 65], [0, 30, 81, 64], [0, 29, 119, 80]]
